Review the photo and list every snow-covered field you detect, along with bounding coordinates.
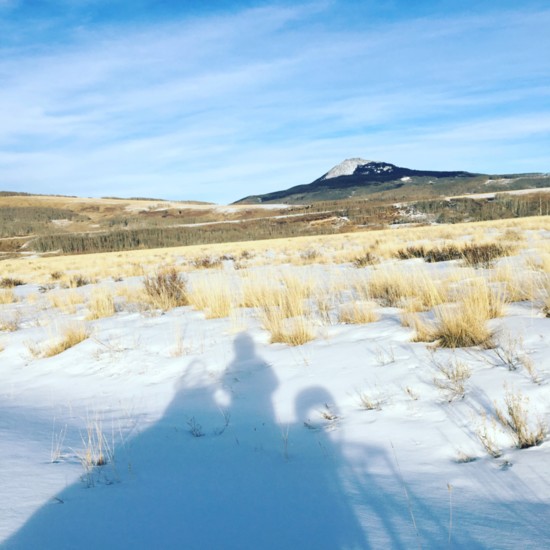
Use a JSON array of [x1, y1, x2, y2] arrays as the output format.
[[1, 221, 549, 549]]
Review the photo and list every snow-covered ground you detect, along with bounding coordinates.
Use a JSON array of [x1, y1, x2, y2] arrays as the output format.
[[1, 236, 549, 549]]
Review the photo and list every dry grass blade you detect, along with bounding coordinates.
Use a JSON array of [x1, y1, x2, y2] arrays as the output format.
[[495, 388, 546, 449], [432, 357, 471, 400]]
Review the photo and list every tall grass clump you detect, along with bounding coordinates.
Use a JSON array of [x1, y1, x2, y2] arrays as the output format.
[[189, 276, 232, 318], [368, 266, 446, 310], [87, 288, 116, 320], [251, 271, 316, 345], [430, 304, 492, 348], [241, 271, 313, 319], [412, 278, 503, 348], [260, 308, 315, 346], [368, 267, 417, 307], [143, 267, 188, 311], [240, 275, 283, 309]]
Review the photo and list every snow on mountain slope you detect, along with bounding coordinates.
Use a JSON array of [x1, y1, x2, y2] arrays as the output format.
[[323, 158, 377, 179]]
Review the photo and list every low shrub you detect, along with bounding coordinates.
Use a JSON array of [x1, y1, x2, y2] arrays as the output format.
[[69, 274, 91, 288], [461, 242, 514, 268], [192, 256, 222, 269], [396, 244, 463, 263], [353, 251, 378, 267], [143, 267, 189, 311], [396, 241, 514, 267], [0, 277, 24, 288]]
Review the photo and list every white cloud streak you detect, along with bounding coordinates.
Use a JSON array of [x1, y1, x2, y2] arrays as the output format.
[[0, 3, 549, 202]]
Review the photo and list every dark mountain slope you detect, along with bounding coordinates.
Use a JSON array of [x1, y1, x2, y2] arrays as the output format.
[[235, 159, 549, 204]]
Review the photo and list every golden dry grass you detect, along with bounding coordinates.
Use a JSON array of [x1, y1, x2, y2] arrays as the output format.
[[239, 271, 314, 319], [26, 292, 40, 305], [143, 267, 189, 311], [239, 275, 282, 308], [495, 388, 546, 448], [491, 264, 538, 302], [49, 290, 85, 314], [259, 309, 315, 346], [408, 277, 504, 348], [86, 288, 116, 320], [431, 302, 493, 348], [43, 323, 90, 357], [2, 215, 549, 286], [0, 289, 17, 304], [526, 249, 550, 273], [189, 275, 233, 319], [368, 266, 447, 310], [338, 301, 379, 324], [116, 284, 146, 305]]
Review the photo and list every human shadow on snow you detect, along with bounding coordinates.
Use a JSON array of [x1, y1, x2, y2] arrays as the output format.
[[5, 332, 539, 549]]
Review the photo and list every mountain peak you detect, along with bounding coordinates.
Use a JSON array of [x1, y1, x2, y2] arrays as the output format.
[[323, 158, 377, 180]]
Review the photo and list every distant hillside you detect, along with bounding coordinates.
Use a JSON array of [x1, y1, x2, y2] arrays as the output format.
[[235, 159, 550, 204]]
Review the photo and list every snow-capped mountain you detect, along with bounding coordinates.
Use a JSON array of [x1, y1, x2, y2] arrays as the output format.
[[235, 159, 549, 204]]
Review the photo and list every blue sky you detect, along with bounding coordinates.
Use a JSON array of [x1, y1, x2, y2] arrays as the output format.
[[1, 1, 549, 203]]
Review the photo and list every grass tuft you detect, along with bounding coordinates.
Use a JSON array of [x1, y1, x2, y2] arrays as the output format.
[[260, 308, 315, 346], [44, 324, 90, 357], [189, 276, 232, 318], [495, 388, 546, 449], [0, 289, 18, 304], [143, 267, 189, 311], [0, 277, 24, 288], [87, 288, 116, 320], [338, 301, 379, 324]]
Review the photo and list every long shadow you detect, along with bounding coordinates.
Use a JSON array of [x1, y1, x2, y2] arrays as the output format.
[[5, 332, 539, 549]]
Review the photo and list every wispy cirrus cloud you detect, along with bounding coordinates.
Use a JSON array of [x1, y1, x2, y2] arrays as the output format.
[[0, 2, 549, 202]]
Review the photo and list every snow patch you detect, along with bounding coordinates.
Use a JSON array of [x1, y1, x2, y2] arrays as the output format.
[[323, 158, 374, 179]]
